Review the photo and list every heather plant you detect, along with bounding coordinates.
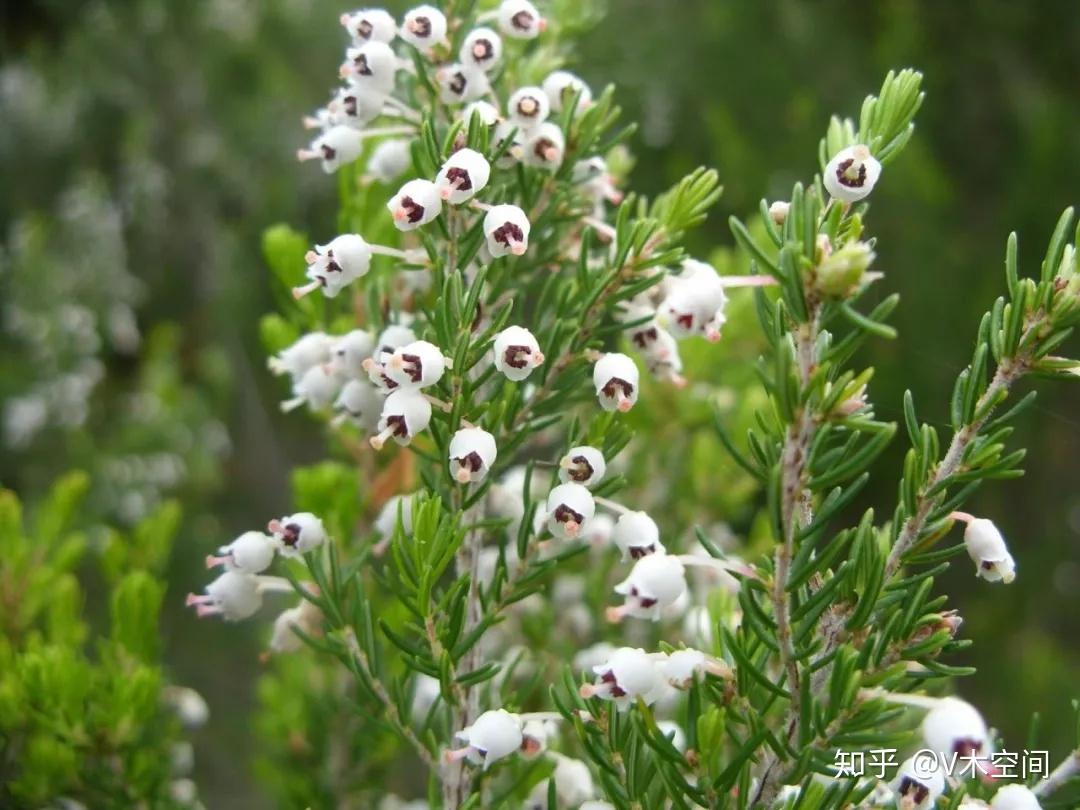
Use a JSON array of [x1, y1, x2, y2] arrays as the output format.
[[176, 2, 1080, 808]]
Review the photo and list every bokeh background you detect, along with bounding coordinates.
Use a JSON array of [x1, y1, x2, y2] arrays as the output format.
[[2, 0, 1078, 806]]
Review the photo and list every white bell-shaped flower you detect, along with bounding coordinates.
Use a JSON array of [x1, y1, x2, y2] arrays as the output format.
[[545, 483, 596, 541], [558, 445, 605, 487], [372, 389, 432, 448], [990, 785, 1042, 810], [367, 138, 412, 183], [297, 125, 365, 173], [449, 427, 498, 484], [889, 755, 945, 810], [661, 649, 709, 688], [400, 5, 447, 49], [448, 709, 523, 768], [530, 754, 594, 807], [460, 27, 502, 72], [186, 571, 262, 621], [658, 259, 728, 341], [269, 512, 328, 558], [581, 647, 663, 711], [328, 85, 387, 129], [388, 179, 442, 230], [498, 0, 545, 39], [332, 378, 382, 431], [268, 599, 323, 654], [300, 233, 373, 299], [823, 144, 882, 204], [520, 718, 558, 759], [436, 63, 490, 104], [374, 493, 416, 538], [620, 301, 662, 353], [922, 696, 990, 760], [462, 100, 500, 127], [484, 204, 531, 257], [281, 364, 341, 413], [328, 329, 376, 379], [493, 325, 544, 381], [522, 122, 565, 171], [507, 86, 550, 130], [435, 148, 491, 204], [206, 531, 277, 575], [543, 70, 592, 114], [268, 332, 332, 380], [963, 517, 1016, 584], [340, 8, 397, 44], [384, 340, 449, 388], [611, 554, 687, 621], [644, 328, 685, 387], [593, 352, 639, 413]]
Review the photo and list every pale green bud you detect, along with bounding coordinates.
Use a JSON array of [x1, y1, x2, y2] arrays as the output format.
[[815, 241, 876, 297]]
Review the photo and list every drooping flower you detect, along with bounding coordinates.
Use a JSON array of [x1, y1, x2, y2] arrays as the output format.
[[340, 41, 399, 93], [332, 378, 382, 431], [296, 234, 373, 299], [658, 259, 728, 341], [545, 483, 596, 540], [542, 70, 592, 114], [460, 27, 503, 72], [989, 785, 1043, 810], [497, 0, 546, 39], [371, 389, 432, 448], [185, 571, 263, 621], [280, 364, 341, 413], [449, 427, 498, 484], [400, 5, 447, 49], [367, 138, 413, 183], [205, 531, 277, 575], [388, 179, 442, 230], [921, 696, 990, 762], [268, 598, 324, 654], [435, 148, 491, 204], [889, 755, 945, 810], [383, 340, 449, 388], [522, 122, 565, 171], [593, 352, 639, 412], [268, 512, 328, 558], [327, 329, 376, 379], [484, 204, 531, 257], [507, 86, 550, 130], [492, 325, 544, 381], [445, 709, 523, 769], [268, 332, 333, 380], [558, 446, 606, 488], [436, 63, 490, 104], [580, 647, 663, 710], [823, 144, 882, 204], [609, 554, 687, 621], [297, 125, 365, 173], [961, 516, 1017, 584]]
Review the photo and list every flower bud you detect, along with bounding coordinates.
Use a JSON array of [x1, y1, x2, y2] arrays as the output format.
[[269, 512, 327, 558], [449, 427, 498, 483], [498, 0, 545, 39], [508, 86, 550, 130], [384, 340, 448, 388], [768, 200, 790, 225], [545, 483, 596, 540], [340, 8, 397, 44], [493, 325, 544, 381], [558, 445, 605, 487], [388, 179, 442, 230], [400, 5, 447, 49], [815, 240, 875, 297], [612, 510, 663, 560], [593, 352, 639, 412], [484, 204, 531, 257], [962, 517, 1016, 584], [460, 27, 503, 72], [372, 389, 432, 448], [543, 70, 592, 115], [823, 144, 882, 203], [436, 64, 490, 104], [435, 148, 491, 204], [611, 554, 687, 621]]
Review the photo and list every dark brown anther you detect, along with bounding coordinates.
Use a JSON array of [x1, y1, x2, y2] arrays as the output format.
[[400, 353, 423, 382], [445, 166, 472, 191], [553, 504, 584, 525], [568, 455, 594, 482], [400, 196, 425, 224], [502, 345, 531, 369], [835, 158, 867, 189], [492, 221, 524, 247], [601, 377, 634, 399], [386, 414, 408, 437]]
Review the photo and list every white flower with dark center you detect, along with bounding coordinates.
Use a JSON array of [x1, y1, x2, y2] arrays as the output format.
[[620, 301, 662, 353], [962, 517, 1016, 584], [297, 125, 365, 173], [593, 352, 639, 412], [520, 718, 558, 759], [498, 0, 545, 39], [658, 259, 728, 341], [990, 785, 1042, 810], [205, 531, 277, 575], [328, 85, 387, 129], [484, 204, 531, 257], [367, 138, 412, 183], [609, 554, 687, 621], [558, 446, 606, 487], [340, 8, 397, 44], [268, 332, 332, 380], [374, 493, 416, 538], [400, 5, 447, 49], [507, 86, 550, 130], [445, 709, 523, 768], [545, 483, 596, 540], [436, 63, 491, 104], [889, 755, 945, 810], [643, 328, 685, 387], [921, 697, 990, 764], [384, 340, 449, 388], [435, 148, 491, 203], [580, 647, 663, 711], [371, 389, 432, 448], [268, 512, 328, 558], [823, 144, 882, 203], [298, 233, 373, 299], [522, 122, 565, 171], [543, 70, 592, 114], [462, 100, 501, 127], [449, 427, 498, 484], [269, 599, 323, 654], [388, 179, 442, 230], [332, 378, 382, 430], [493, 325, 544, 381], [281, 364, 341, 413], [460, 27, 503, 72], [328, 329, 376, 379], [185, 571, 262, 621]]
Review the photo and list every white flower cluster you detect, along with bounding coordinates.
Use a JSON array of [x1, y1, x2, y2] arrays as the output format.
[[578, 646, 730, 711]]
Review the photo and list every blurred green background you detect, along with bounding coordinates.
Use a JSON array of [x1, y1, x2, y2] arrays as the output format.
[[2, 0, 1077, 806]]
